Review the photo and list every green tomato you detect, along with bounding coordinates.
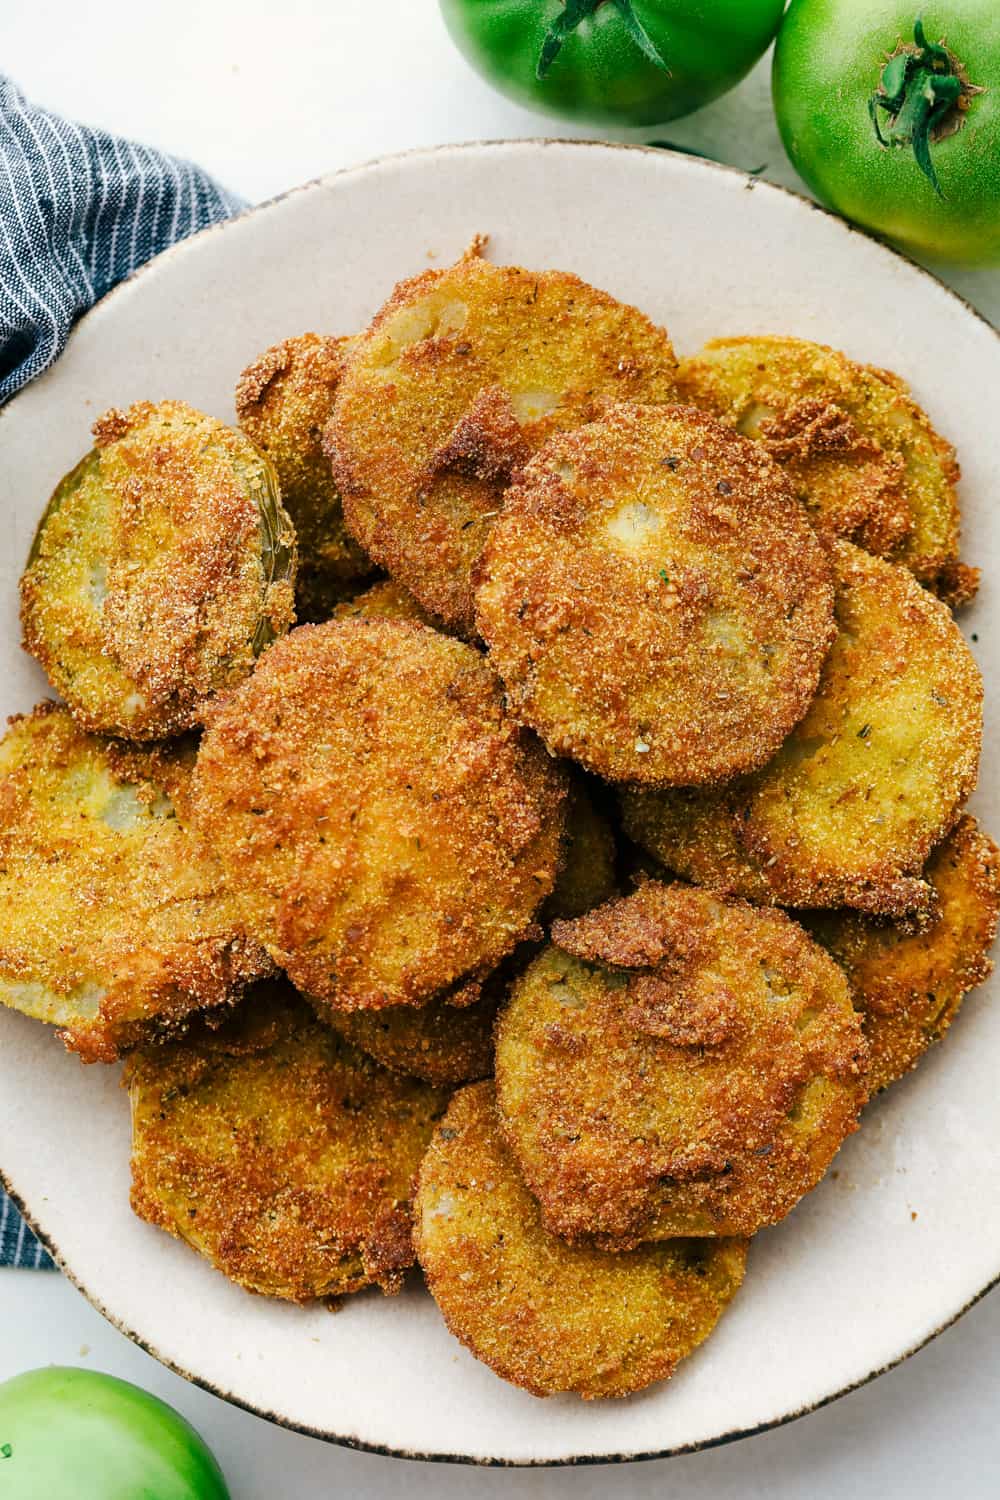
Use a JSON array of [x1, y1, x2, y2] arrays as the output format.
[[439, 0, 787, 126], [774, 2, 1000, 264], [0, 1367, 230, 1500]]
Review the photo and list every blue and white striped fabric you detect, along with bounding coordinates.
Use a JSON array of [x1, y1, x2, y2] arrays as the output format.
[[0, 1192, 54, 1270], [0, 76, 243, 405], [0, 77, 243, 1266]]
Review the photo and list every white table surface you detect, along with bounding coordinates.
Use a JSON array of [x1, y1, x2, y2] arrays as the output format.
[[2, 2, 998, 1494]]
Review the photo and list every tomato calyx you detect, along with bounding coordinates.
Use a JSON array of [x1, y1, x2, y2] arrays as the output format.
[[868, 16, 985, 198], [537, 0, 672, 81]]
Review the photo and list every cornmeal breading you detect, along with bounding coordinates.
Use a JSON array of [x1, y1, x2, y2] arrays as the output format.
[[191, 618, 566, 1010], [415, 1081, 748, 1398], [236, 333, 373, 620], [21, 400, 296, 739], [495, 883, 867, 1245], [326, 245, 678, 634], [806, 816, 1000, 1093], [676, 336, 977, 605], [622, 542, 982, 916], [127, 985, 449, 1300], [332, 577, 441, 630], [476, 403, 835, 785], [0, 703, 272, 1062]]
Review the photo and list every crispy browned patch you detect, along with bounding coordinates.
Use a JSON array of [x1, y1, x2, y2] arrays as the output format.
[[0, 703, 273, 1063], [236, 333, 374, 620], [126, 983, 449, 1301], [414, 1081, 748, 1399], [325, 253, 677, 634], [934, 560, 981, 610], [496, 883, 867, 1246], [20, 400, 296, 740], [190, 618, 566, 1011], [805, 816, 1000, 1094], [676, 336, 974, 600], [475, 404, 836, 786], [622, 542, 981, 917]]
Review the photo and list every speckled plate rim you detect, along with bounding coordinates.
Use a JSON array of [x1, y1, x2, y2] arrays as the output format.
[[0, 138, 997, 1466]]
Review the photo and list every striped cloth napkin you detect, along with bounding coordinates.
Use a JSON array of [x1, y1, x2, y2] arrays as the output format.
[[0, 76, 242, 1267]]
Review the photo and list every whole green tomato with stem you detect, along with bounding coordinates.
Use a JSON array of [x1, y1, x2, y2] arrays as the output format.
[[0, 1367, 230, 1500], [439, 0, 787, 126], [774, 2, 1000, 263]]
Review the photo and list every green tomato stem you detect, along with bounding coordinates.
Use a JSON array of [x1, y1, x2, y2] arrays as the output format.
[[868, 15, 982, 199], [537, 0, 671, 81]]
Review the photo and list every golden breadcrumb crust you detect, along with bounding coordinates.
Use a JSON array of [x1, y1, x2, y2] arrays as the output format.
[[322, 930, 556, 1085], [126, 985, 449, 1301], [676, 336, 977, 605], [0, 703, 273, 1063], [191, 618, 566, 1010], [737, 542, 982, 913], [321, 988, 499, 1086], [307, 560, 533, 1062], [620, 780, 775, 904], [331, 577, 442, 631], [621, 542, 982, 916], [495, 883, 867, 1245], [807, 816, 1000, 1094], [326, 247, 677, 634], [475, 403, 836, 785], [415, 1081, 748, 1398], [328, 580, 615, 926], [20, 400, 296, 740], [235, 333, 373, 620]]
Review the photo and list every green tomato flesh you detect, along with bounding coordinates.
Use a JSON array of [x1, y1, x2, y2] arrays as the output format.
[[774, 0, 1000, 264], [0, 1368, 230, 1500], [440, 0, 786, 126]]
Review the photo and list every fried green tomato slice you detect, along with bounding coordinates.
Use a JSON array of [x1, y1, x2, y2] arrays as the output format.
[[126, 985, 449, 1301], [235, 333, 374, 622], [805, 817, 1000, 1095], [191, 617, 566, 1011], [475, 404, 836, 786], [736, 541, 982, 914], [0, 703, 272, 1063], [326, 246, 677, 635], [495, 883, 867, 1246], [622, 542, 982, 917], [415, 1081, 748, 1399], [20, 401, 296, 740], [676, 336, 977, 606]]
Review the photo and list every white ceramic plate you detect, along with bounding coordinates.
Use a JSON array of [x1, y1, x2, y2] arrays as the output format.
[[1, 141, 997, 1466]]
